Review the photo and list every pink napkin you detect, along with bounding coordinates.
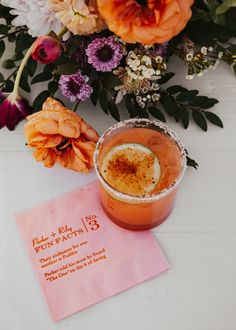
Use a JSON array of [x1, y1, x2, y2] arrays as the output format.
[[15, 181, 169, 321]]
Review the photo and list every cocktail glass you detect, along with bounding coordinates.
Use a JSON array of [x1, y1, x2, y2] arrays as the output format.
[[94, 119, 187, 230]]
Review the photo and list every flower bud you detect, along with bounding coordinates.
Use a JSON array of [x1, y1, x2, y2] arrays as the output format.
[[31, 36, 61, 64]]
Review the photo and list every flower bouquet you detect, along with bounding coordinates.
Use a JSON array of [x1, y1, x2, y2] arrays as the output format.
[[0, 0, 235, 171]]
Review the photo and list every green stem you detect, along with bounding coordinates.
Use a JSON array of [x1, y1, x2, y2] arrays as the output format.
[[12, 43, 35, 95], [57, 26, 68, 39], [0, 67, 18, 88], [72, 100, 80, 112], [0, 28, 26, 41]]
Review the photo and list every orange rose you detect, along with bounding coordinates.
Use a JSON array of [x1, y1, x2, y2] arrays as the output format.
[[24, 97, 99, 172], [97, 0, 194, 45]]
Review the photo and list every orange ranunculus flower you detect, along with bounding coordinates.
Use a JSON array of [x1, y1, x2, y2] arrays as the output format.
[[97, 0, 194, 45], [24, 97, 99, 172]]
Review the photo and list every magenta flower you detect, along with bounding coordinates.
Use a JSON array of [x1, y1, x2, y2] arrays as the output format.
[[0, 92, 31, 130], [86, 36, 123, 72], [59, 70, 93, 102], [31, 35, 61, 64]]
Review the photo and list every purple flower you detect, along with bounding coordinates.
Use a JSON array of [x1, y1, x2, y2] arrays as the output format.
[[59, 71, 93, 102], [155, 42, 169, 59], [0, 92, 31, 130], [86, 36, 123, 72]]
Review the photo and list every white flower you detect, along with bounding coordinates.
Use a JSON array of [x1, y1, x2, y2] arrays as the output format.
[[186, 53, 193, 61], [201, 47, 208, 55], [1, 0, 62, 37]]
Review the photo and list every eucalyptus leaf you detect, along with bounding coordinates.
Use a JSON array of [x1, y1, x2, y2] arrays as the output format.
[[0, 24, 10, 34], [148, 107, 166, 122], [99, 89, 109, 114], [179, 105, 189, 129], [157, 72, 175, 84], [0, 40, 5, 59], [33, 91, 51, 112], [188, 96, 209, 107], [90, 80, 100, 106], [2, 59, 15, 69], [125, 96, 139, 118], [3, 80, 14, 92], [166, 85, 187, 95], [176, 90, 199, 102], [48, 81, 58, 96], [108, 100, 120, 121], [19, 75, 31, 93], [54, 63, 79, 75], [27, 57, 37, 76], [200, 98, 219, 109], [192, 110, 208, 131], [205, 111, 223, 128], [31, 72, 52, 84]]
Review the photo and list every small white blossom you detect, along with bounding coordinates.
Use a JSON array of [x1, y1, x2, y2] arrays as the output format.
[[201, 47, 208, 55]]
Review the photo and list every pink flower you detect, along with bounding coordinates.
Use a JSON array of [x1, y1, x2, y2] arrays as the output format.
[[0, 92, 31, 130], [31, 35, 61, 64]]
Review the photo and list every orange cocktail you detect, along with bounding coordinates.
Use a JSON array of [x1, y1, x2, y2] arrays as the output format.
[[94, 119, 186, 230]]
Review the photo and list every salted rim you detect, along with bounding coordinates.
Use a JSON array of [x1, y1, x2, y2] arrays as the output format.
[[94, 118, 187, 203]]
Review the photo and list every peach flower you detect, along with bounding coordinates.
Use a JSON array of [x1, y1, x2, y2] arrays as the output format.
[[97, 0, 194, 45], [24, 97, 99, 172], [49, 0, 106, 35]]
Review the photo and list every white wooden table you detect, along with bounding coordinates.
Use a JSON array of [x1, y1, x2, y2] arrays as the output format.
[[0, 57, 236, 330]]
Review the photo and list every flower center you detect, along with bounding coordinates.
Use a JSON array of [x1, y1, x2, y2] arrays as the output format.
[[56, 138, 71, 151], [96, 45, 114, 62], [68, 80, 81, 95], [39, 48, 47, 58], [136, 0, 148, 6]]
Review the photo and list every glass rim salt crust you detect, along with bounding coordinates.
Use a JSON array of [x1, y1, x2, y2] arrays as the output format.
[[94, 118, 187, 203]]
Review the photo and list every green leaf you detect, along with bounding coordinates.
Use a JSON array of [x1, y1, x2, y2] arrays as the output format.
[[186, 155, 198, 170], [226, 8, 236, 35], [27, 57, 37, 76], [19, 75, 31, 93], [176, 90, 199, 102], [54, 63, 79, 75], [43, 63, 56, 73], [12, 52, 24, 61], [99, 89, 109, 114], [2, 59, 15, 69], [138, 108, 149, 118], [100, 73, 121, 90], [192, 110, 208, 131], [216, 0, 236, 15], [8, 33, 16, 42], [3, 80, 14, 92], [157, 72, 175, 84], [0, 40, 5, 59], [125, 96, 139, 118], [33, 91, 51, 112], [160, 93, 177, 116], [148, 107, 166, 122], [205, 111, 223, 128], [0, 24, 10, 34], [90, 80, 100, 106], [200, 98, 219, 109], [0, 72, 4, 82], [108, 100, 120, 121], [48, 81, 58, 96], [31, 72, 52, 84], [15, 33, 33, 53], [188, 96, 209, 107], [166, 85, 187, 95], [179, 105, 189, 129]]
